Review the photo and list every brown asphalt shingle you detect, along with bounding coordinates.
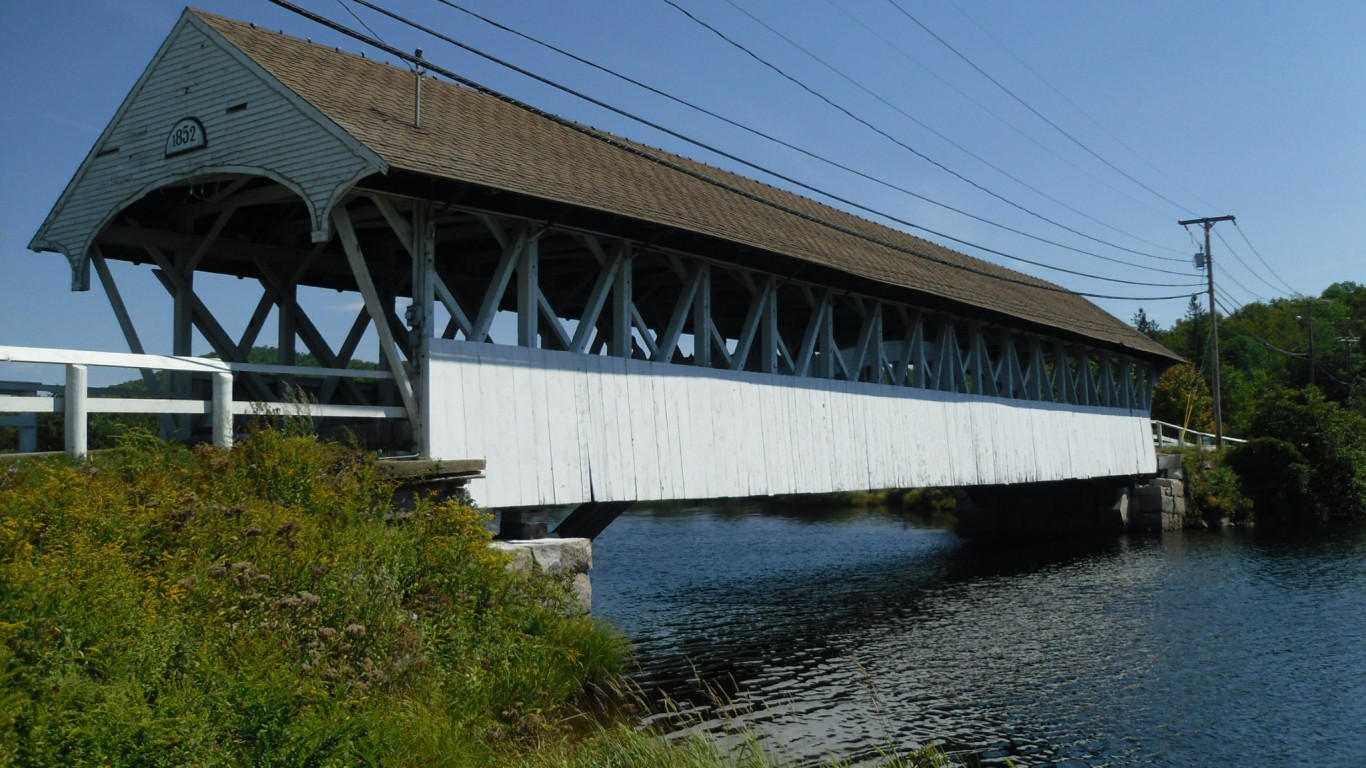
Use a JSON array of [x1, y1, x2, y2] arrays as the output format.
[[197, 9, 1179, 362]]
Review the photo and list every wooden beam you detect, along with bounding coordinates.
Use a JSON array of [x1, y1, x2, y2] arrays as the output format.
[[656, 264, 704, 364], [537, 293, 572, 350], [92, 245, 172, 437], [472, 226, 527, 342], [332, 206, 419, 428], [517, 235, 539, 347], [610, 244, 633, 357], [184, 207, 236, 274], [434, 273, 474, 339], [571, 250, 621, 353], [629, 305, 659, 360], [794, 288, 829, 378], [730, 276, 771, 371]]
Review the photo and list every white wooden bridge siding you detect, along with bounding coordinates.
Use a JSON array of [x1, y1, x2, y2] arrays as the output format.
[[427, 340, 1153, 509]]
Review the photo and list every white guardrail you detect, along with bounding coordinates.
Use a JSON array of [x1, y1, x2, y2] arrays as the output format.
[[0, 345, 406, 457], [1151, 419, 1247, 450]]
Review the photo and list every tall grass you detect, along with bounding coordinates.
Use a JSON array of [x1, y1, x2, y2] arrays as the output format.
[[0, 427, 626, 766]]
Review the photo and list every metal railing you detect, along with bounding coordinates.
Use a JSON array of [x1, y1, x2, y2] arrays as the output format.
[[0, 345, 406, 457], [1151, 419, 1247, 450]]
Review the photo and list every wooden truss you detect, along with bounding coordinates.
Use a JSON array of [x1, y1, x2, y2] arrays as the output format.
[[89, 178, 1156, 451]]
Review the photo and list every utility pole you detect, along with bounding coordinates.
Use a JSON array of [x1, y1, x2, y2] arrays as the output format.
[[1179, 215, 1235, 449], [1301, 299, 1317, 387]]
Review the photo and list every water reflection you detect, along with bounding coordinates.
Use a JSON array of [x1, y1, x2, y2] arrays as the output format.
[[589, 505, 1366, 767]]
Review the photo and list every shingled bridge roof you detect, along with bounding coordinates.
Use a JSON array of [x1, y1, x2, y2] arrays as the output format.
[[190, 10, 1181, 362]]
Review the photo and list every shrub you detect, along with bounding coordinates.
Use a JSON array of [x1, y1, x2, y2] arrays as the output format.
[[1181, 449, 1251, 526], [1226, 437, 1314, 523], [1249, 388, 1366, 519], [0, 427, 627, 766]]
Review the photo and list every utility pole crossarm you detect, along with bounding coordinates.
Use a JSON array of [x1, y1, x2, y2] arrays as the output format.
[[1178, 215, 1236, 227], [1178, 215, 1236, 449]]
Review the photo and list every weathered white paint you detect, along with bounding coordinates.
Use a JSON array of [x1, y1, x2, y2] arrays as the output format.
[[30, 11, 385, 289], [426, 340, 1154, 509]]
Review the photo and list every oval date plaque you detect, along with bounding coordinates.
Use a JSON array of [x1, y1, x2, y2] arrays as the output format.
[[165, 117, 207, 158]]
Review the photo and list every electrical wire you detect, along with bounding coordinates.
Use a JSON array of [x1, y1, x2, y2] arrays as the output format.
[[665, 0, 1193, 267], [339, 0, 1202, 293], [943, 0, 1222, 215], [1212, 230, 1278, 300], [334, 0, 386, 45], [1214, 296, 1307, 359], [883, 0, 1194, 216], [716, 0, 1185, 263], [814, 0, 1185, 234], [1233, 221, 1300, 296], [267, 0, 1199, 306], [426, 0, 1196, 278]]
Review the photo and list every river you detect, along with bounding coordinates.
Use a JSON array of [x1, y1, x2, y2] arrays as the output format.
[[584, 502, 1366, 767]]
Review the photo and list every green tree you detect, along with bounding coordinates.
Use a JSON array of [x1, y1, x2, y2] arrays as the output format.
[[1131, 307, 1160, 339], [1249, 388, 1366, 519], [1152, 363, 1215, 433]]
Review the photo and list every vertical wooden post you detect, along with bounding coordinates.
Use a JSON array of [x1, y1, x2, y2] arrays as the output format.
[[610, 247, 633, 358], [212, 371, 234, 449], [759, 277, 778, 374], [277, 278, 297, 399], [65, 364, 88, 459], [411, 202, 435, 455], [172, 254, 194, 438], [818, 293, 836, 379], [517, 234, 539, 348], [692, 262, 711, 367]]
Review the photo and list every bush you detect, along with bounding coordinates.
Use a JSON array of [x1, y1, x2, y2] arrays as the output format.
[[1226, 438, 1314, 523], [1249, 388, 1366, 520], [0, 427, 627, 766], [1181, 449, 1251, 526]]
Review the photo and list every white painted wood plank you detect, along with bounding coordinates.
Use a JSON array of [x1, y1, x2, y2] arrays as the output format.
[[624, 360, 658, 501], [655, 369, 681, 500], [603, 356, 634, 502], [526, 350, 555, 504], [570, 354, 593, 501], [551, 362, 584, 503], [688, 366, 715, 500]]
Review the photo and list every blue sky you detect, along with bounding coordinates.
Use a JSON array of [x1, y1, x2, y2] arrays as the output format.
[[2, 0, 1363, 375]]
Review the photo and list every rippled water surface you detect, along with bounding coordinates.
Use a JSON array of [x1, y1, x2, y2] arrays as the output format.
[[587, 505, 1366, 766]]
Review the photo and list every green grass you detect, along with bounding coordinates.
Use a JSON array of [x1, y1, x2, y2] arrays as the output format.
[[0, 427, 962, 767]]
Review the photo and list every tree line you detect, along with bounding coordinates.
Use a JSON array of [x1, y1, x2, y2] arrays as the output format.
[[1137, 281, 1366, 523]]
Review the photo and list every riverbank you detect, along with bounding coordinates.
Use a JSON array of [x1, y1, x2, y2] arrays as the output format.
[[0, 429, 953, 767]]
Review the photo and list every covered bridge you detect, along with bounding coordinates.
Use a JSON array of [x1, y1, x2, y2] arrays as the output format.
[[30, 8, 1180, 509]]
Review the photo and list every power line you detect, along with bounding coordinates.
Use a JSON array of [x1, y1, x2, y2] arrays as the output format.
[[1213, 230, 1279, 301], [267, 0, 1198, 308], [1214, 297, 1305, 359], [1233, 221, 1300, 296], [716, 0, 1186, 264], [814, 0, 1185, 233], [662, 0, 1192, 266], [426, 0, 1196, 278], [334, 0, 386, 44], [943, 0, 1221, 215], [884, 0, 1194, 215], [342, 0, 1201, 293]]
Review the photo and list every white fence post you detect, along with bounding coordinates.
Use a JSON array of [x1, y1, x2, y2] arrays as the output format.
[[65, 364, 88, 458], [212, 371, 234, 449]]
